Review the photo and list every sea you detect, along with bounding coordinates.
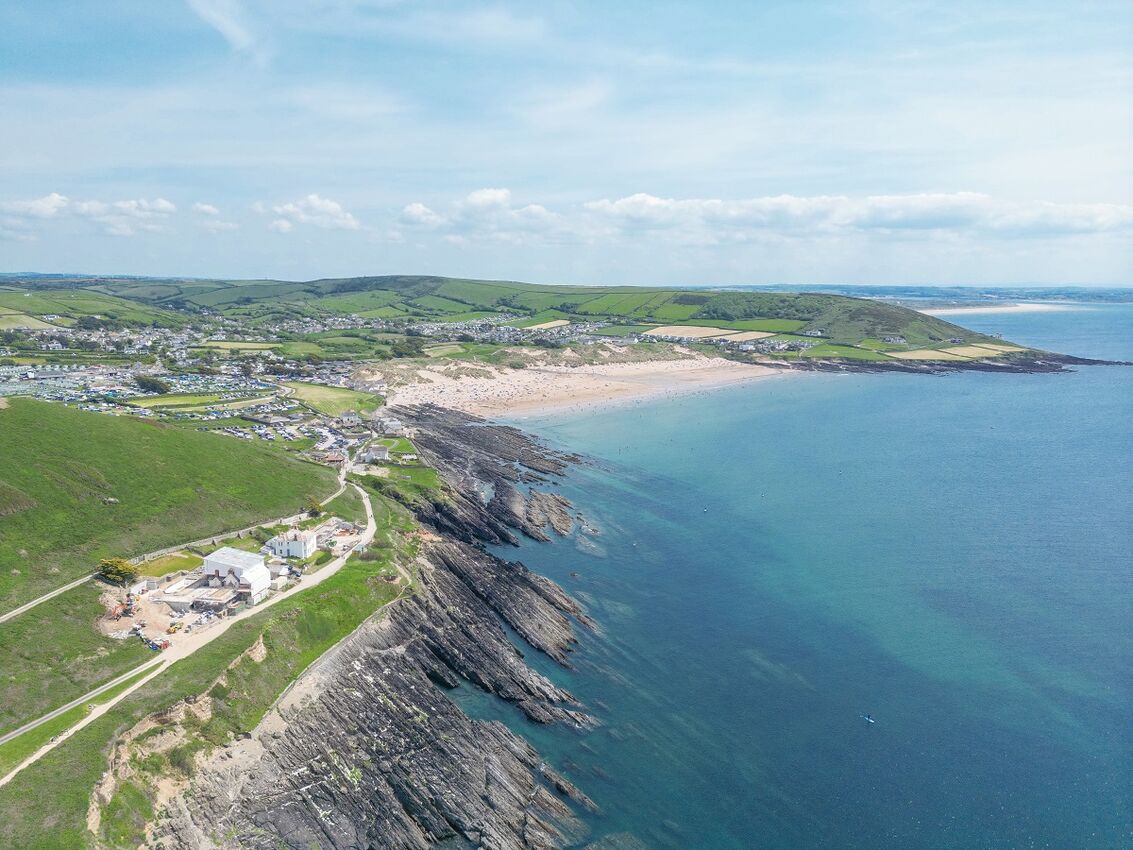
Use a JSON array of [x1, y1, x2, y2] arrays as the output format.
[[455, 304, 1133, 850]]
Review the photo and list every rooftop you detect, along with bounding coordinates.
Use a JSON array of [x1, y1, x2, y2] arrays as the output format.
[[205, 546, 266, 572]]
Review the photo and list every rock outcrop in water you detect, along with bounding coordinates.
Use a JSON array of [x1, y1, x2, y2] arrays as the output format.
[[150, 406, 599, 850]]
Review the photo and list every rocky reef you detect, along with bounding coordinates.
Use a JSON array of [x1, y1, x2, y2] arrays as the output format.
[[151, 406, 601, 850]]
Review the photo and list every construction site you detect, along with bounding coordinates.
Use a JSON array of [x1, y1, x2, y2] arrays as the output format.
[[97, 518, 367, 652]]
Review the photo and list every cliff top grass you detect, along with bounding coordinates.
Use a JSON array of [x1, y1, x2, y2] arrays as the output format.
[[0, 491, 415, 850], [0, 398, 339, 609], [282, 381, 383, 416]]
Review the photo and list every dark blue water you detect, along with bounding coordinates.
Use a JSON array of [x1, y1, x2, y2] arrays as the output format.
[[459, 304, 1133, 849]]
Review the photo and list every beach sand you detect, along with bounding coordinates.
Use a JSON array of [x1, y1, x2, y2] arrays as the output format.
[[919, 303, 1071, 316], [383, 353, 783, 417]]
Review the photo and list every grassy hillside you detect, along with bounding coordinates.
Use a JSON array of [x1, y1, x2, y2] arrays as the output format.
[[0, 398, 339, 609], [0, 287, 182, 328], [4, 273, 1019, 353], [3, 275, 1012, 354]]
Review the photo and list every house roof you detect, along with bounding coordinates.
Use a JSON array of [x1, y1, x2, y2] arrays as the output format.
[[272, 529, 316, 543], [205, 546, 265, 573], [238, 564, 271, 594]]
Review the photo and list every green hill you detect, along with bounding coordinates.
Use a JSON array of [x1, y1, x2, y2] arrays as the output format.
[[0, 398, 338, 609], [0, 286, 183, 328], [5, 275, 1005, 351]]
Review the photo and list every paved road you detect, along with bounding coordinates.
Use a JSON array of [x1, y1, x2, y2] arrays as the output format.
[[0, 463, 348, 628], [0, 479, 377, 789], [0, 656, 164, 747]]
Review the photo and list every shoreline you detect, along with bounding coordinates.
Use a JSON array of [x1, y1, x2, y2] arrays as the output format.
[[918, 302, 1074, 316], [386, 354, 788, 418]]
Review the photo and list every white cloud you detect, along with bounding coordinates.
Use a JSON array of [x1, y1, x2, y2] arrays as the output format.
[[403, 189, 564, 245], [0, 192, 69, 218], [400, 202, 445, 227], [269, 218, 294, 233], [464, 188, 512, 208], [583, 192, 1133, 240], [193, 202, 220, 215], [200, 218, 238, 232], [186, 0, 267, 64], [271, 194, 360, 230], [0, 193, 177, 236]]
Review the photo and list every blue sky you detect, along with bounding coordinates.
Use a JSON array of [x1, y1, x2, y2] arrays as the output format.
[[1, 0, 1130, 285]]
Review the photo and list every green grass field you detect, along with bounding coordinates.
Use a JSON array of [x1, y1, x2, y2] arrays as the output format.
[[379, 437, 417, 454], [0, 313, 56, 330], [0, 583, 152, 736], [323, 486, 367, 525], [0, 290, 181, 327], [0, 399, 338, 609], [0, 665, 155, 779], [282, 381, 382, 416], [139, 551, 203, 577]]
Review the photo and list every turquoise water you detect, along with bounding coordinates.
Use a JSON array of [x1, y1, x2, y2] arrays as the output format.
[[460, 304, 1133, 849]]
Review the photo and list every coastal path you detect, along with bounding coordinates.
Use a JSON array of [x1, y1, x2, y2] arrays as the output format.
[[0, 656, 164, 747], [0, 481, 377, 789], [0, 572, 95, 627]]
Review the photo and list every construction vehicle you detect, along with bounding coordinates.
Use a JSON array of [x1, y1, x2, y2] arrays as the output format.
[[166, 621, 183, 634]]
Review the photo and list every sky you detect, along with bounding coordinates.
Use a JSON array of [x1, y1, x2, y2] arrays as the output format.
[[1, 0, 1131, 286]]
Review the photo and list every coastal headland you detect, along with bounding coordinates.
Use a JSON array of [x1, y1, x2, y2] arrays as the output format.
[[0, 275, 1122, 849]]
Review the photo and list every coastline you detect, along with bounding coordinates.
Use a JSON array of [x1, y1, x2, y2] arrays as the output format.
[[918, 302, 1073, 316], [386, 353, 787, 417]]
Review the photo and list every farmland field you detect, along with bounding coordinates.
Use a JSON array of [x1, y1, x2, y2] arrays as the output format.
[[589, 321, 661, 335], [644, 325, 735, 339], [0, 313, 55, 330], [799, 344, 892, 360], [887, 349, 970, 361]]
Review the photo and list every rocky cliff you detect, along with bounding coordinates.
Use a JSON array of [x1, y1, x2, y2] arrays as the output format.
[[150, 407, 600, 850]]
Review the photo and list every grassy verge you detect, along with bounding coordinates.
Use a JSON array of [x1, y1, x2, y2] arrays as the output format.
[[0, 492, 415, 850], [324, 486, 367, 525], [0, 583, 152, 736], [0, 665, 156, 778]]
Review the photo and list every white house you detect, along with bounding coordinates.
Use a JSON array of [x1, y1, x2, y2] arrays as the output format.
[[203, 546, 271, 604], [361, 443, 390, 463], [266, 528, 317, 559]]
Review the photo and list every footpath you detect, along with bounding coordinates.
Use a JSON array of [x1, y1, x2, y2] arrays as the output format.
[[0, 481, 377, 789]]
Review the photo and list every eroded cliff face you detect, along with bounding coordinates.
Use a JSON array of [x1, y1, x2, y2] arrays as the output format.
[[149, 406, 600, 850]]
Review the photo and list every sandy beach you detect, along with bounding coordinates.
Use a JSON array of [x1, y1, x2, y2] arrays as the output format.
[[381, 352, 784, 417], [919, 303, 1072, 316]]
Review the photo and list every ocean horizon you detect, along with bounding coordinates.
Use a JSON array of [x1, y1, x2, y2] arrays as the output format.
[[453, 303, 1133, 849]]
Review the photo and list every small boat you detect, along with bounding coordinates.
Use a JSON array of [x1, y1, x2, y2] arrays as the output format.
[[860, 713, 875, 724]]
